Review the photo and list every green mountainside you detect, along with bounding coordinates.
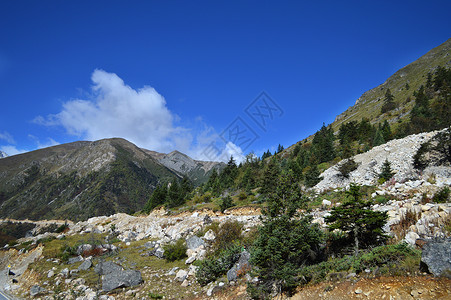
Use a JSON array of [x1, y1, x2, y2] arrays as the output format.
[[332, 38, 451, 131], [0, 139, 180, 221]]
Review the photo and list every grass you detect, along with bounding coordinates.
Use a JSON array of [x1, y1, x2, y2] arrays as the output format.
[[299, 243, 421, 285]]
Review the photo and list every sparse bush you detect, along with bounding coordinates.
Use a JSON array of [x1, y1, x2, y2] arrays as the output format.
[[432, 186, 450, 203], [196, 244, 242, 286], [213, 220, 243, 252], [338, 158, 358, 178], [59, 244, 78, 262], [163, 238, 187, 262], [149, 292, 163, 299], [237, 190, 247, 200], [390, 210, 421, 242]]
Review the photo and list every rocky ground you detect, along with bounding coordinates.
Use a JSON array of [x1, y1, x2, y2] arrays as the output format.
[[1, 130, 450, 299]]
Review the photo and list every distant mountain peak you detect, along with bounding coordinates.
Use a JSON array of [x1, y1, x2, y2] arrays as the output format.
[[0, 151, 7, 158]]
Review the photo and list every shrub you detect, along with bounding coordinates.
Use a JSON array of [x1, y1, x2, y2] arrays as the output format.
[[163, 239, 187, 262], [338, 158, 358, 178], [390, 210, 420, 242], [219, 196, 234, 213], [213, 220, 242, 252], [196, 244, 242, 286], [432, 186, 450, 203]]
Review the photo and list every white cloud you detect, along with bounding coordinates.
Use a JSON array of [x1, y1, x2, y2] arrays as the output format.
[[36, 69, 242, 162], [0, 131, 15, 144], [28, 135, 60, 149], [0, 145, 27, 156]]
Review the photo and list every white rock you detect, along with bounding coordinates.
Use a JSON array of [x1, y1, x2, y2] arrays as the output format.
[[404, 231, 420, 246], [185, 255, 196, 264], [175, 269, 188, 282], [322, 199, 332, 206], [203, 229, 216, 241]]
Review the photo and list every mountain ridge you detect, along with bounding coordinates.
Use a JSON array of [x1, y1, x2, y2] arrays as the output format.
[[0, 138, 223, 221]]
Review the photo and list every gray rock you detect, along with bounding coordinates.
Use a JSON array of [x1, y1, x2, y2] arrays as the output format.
[[421, 239, 451, 278], [60, 268, 70, 278], [94, 261, 123, 275], [77, 244, 93, 255], [154, 247, 164, 258], [30, 285, 46, 297], [175, 269, 188, 282], [186, 236, 205, 250], [102, 269, 143, 292], [227, 250, 250, 282], [144, 241, 157, 249], [78, 259, 92, 271], [68, 255, 84, 264]]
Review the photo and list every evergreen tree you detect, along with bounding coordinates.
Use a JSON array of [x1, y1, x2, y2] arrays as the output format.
[[277, 144, 284, 153], [381, 120, 392, 141], [220, 156, 238, 189], [261, 149, 272, 160], [312, 123, 335, 163], [381, 88, 396, 113], [304, 164, 322, 188], [219, 195, 234, 213], [180, 176, 193, 197], [260, 156, 280, 195], [166, 179, 184, 208], [250, 171, 323, 297], [372, 129, 385, 146], [325, 184, 388, 255], [410, 86, 431, 133], [143, 184, 168, 213], [378, 159, 394, 183]]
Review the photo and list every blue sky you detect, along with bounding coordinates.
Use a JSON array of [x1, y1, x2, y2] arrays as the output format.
[[0, 1, 450, 161]]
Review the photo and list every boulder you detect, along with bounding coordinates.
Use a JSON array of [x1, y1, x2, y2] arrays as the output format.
[[203, 229, 216, 241], [30, 285, 46, 297], [322, 199, 332, 207], [421, 239, 451, 278], [68, 255, 84, 264], [186, 236, 205, 250], [175, 269, 188, 282], [94, 261, 123, 275], [404, 231, 420, 246], [227, 250, 251, 282], [78, 259, 92, 271], [102, 269, 143, 292]]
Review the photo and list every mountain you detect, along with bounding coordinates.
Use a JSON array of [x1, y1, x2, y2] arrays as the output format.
[[144, 149, 225, 185], [0, 151, 7, 159], [0, 138, 221, 221], [332, 38, 451, 130]]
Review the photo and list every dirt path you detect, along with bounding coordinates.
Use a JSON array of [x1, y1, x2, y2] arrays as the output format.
[[290, 276, 451, 300]]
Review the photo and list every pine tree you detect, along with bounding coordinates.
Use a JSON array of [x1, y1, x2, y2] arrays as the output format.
[[166, 179, 184, 208], [381, 120, 392, 141], [312, 123, 335, 163], [325, 184, 388, 255], [381, 88, 396, 113], [277, 144, 284, 153], [372, 129, 385, 146], [143, 184, 168, 213], [250, 170, 323, 297], [304, 164, 322, 188], [378, 159, 394, 183], [260, 156, 280, 195]]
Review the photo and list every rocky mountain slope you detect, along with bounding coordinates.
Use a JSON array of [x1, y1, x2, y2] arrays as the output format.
[[314, 129, 450, 192], [144, 149, 224, 185], [0, 139, 224, 222], [0, 138, 180, 221], [332, 38, 451, 130]]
